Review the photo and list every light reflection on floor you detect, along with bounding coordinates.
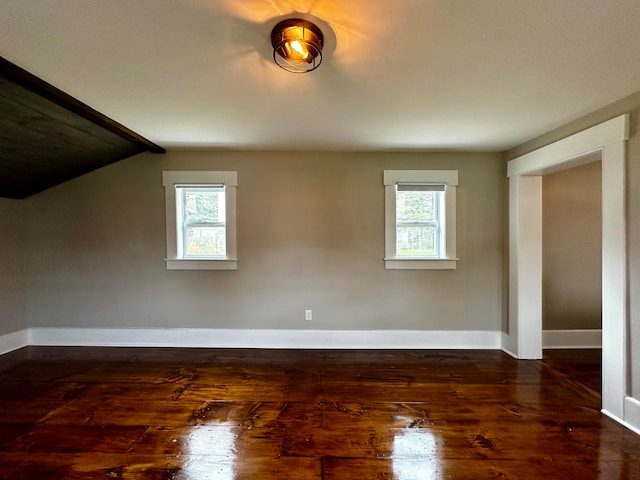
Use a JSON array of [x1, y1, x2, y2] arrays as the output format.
[[182, 425, 238, 480], [393, 429, 441, 480]]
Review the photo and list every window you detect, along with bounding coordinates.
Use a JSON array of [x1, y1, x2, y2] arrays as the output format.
[[162, 171, 237, 270], [395, 184, 444, 258], [384, 170, 458, 270]]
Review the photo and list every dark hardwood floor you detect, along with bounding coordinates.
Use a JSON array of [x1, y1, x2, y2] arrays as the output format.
[[0, 346, 638, 479], [543, 348, 602, 393]]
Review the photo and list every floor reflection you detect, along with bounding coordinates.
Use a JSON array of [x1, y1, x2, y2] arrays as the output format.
[[393, 429, 440, 480], [182, 425, 238, 480]]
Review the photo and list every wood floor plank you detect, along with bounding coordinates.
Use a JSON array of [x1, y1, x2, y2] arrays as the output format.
[[37, 398, 206, 427], [0, 453, 321, 480], [320, 401, 605, 429], [189, 401, 322, 428], [2, 425, 147, 454]]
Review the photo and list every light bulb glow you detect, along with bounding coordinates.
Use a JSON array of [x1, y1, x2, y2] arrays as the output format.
[[289, 40, 309, 59]]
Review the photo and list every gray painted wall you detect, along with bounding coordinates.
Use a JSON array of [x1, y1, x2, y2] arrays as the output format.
[[542, 162, 602, 330], [0, 198, 26, 335], [506, 90, 640, 397], [22, 150, 504, 332]]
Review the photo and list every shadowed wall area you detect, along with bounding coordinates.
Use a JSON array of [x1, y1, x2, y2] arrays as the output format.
[[0, 198, 26, 336], [542, 161, 602, 331]]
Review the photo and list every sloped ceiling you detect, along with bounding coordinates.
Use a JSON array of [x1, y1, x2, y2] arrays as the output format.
[[0, 56, 164, 199]]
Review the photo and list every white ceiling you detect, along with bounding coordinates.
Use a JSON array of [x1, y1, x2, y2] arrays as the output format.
[[2, 0, 640, 152]]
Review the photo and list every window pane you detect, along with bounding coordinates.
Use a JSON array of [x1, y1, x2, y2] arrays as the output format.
[[396, 190, 437, 223], [396, 225, 437, 257], [186, 226, 226, 256], [183, 189, 225, 223]]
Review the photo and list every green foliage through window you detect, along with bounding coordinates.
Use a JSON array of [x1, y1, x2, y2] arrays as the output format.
[[396, 190, 441, 257], [179, 187, 226, 257]]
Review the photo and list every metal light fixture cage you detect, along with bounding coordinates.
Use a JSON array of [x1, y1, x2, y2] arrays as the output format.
[[271, 18, 324, 73]]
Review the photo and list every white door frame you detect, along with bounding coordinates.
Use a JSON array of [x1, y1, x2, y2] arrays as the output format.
[[504, 114, 629, 421]]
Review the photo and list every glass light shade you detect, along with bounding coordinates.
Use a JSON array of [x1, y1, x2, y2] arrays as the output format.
[[271, 18, 324, 73]]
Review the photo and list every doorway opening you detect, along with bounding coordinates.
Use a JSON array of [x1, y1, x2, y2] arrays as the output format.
[[505, 114, 628, 423], [542, 161, 603, 394]]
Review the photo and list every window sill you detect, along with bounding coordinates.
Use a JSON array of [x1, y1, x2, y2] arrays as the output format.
[[384, 257, 458, 270], [165, 258, 238, 271]]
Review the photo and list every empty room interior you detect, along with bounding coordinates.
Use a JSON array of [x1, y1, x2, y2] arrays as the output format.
[[2, 1, 640, 478]]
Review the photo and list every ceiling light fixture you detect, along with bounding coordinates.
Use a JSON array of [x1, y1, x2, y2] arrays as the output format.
[[271, 18, 324, 73]]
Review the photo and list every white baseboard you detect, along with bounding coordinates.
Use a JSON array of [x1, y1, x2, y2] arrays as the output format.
[[622, 396, 640, 435], [0, 327, 608, 353], [500, 331, 518, 358], [24, 327, 501, 350], [542, 329, 602, 349], [0, 329, 28, 355], [602, 398, 640, 436]]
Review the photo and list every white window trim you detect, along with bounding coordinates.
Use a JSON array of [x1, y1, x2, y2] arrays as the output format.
[[384, 170, 458, 270], [162, 171, 238, 270]]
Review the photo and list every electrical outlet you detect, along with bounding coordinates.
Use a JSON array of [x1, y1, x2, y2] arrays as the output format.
[[305, 309, 312, 321]]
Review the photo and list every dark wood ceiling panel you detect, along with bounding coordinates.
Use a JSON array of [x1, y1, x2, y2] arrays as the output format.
[[0, 56, 164, 199]]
